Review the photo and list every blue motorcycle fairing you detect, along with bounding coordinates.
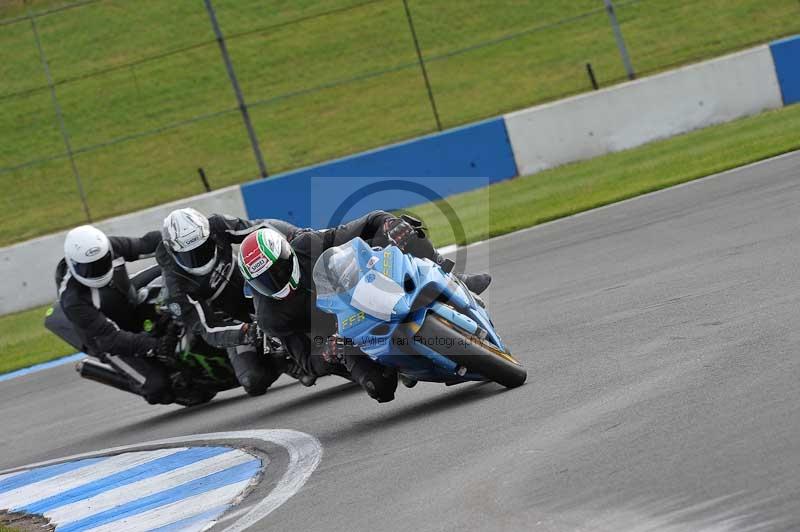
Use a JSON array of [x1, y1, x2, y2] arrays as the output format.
[[313, 238, 509, 383]]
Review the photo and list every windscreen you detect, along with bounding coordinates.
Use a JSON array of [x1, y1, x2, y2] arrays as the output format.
[[313, 241, 361, 297]]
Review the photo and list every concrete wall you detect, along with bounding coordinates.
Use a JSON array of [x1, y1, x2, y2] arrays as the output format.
[[0, 186, 246, 314], [241, 118, 517, 228], [504, 46, 784, 176]]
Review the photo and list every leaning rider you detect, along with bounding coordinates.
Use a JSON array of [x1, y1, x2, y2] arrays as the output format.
[[157, 208, 299, 396], [56, 225, 177, 404], [237, 210, 491, 403]]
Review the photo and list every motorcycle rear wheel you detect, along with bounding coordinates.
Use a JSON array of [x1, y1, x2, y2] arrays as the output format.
[[415, 314, 527, 388]]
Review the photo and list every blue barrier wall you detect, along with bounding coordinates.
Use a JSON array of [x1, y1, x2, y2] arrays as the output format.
[[770, 35, 800, 106], [241, 118, 517, 228]]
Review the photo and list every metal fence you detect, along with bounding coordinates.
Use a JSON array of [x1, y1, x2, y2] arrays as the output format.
[[1, 0, 798, 245]]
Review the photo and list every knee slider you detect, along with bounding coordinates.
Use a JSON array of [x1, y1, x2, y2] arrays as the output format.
[[240, 371, 269, 396], [360, 367, 397, 403]]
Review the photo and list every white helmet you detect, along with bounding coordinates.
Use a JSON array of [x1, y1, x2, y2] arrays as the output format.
[[162, 208, 217, 275], [64, 225, 114, 288]]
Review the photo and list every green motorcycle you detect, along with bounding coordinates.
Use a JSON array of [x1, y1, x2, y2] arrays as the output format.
[[45, 269, 291, 406]]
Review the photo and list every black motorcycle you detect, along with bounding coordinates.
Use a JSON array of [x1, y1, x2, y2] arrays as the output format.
[[45, 267, 296, 406]]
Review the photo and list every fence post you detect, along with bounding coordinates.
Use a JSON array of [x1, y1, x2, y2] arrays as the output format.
[[203, 0, 269, 179], [402, 0, 442, 131], [197, 167, 211, 192], [28, 7, 92, 222], [603, 0, 635, 80], [586, 62, 599, 90]]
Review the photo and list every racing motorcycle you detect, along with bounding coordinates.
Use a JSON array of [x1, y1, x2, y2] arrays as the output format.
[[313, 237, 527, 388], [44, 268, 291, 406]]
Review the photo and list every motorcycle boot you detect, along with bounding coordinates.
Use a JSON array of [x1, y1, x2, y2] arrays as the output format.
[[455, 272, 492, 295]]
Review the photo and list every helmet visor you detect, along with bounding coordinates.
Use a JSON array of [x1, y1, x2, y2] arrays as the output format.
[[249, 239, 296, 297], [175, 238, 216, 270], [71, 250, 113, 281]]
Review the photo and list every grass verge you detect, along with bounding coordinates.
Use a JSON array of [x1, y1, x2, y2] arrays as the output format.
[[1, 103, 799, 375], [0, 304, 73, 375]]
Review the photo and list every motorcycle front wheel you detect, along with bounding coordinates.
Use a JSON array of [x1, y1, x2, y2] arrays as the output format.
[[414, 314, 527, 388]]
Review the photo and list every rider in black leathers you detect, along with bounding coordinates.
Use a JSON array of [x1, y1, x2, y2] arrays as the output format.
[[157, 208, 299, 396], [57, 225, 176, 404], [240, 210, 491, 403]]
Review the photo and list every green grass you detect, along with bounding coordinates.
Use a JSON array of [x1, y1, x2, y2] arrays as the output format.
[[0, 304, 73, 375], [1, 0, 798, 246], [2, 103, 799, 375]]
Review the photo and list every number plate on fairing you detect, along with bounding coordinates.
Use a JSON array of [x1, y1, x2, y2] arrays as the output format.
[[350, 271, 404, 322]]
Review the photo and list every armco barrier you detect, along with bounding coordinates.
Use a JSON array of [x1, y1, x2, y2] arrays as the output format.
[[0, 186, 247, 315], [770, 35, 800, 106], [504, 46, 784, 176], [240, 118, 517, 228]]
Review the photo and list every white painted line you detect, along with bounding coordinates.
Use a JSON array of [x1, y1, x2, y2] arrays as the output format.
[[46, 449, 257, 526], [0, 353, 85, 383], [86, 480, 253, 532], [218, 430, 323, 532], [0, 448, 183, 510], [438, 244, 457, 255]]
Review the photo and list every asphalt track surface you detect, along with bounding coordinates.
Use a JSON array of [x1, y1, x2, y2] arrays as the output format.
[[2, 151, 800, 531]]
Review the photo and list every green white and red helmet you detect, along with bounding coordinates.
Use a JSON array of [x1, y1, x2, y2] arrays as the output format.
[[238, 228, 300, 299]]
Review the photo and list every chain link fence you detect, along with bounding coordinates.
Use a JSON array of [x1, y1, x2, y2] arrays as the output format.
[[1, 0, 798, 245]]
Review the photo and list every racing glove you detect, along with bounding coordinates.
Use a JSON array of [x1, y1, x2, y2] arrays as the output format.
[[320, 334, 349, 364], [381, 215, 437, 261], [383, 217, 422, 252], [239, 322, 261, 347], [156, 334, 178, 359], [144, 322, 179, 360]]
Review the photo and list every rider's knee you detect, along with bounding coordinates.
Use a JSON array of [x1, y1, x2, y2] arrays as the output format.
[[367, 367, 398, 403], [240, 371, 269, 396], [228, 345, 272, 396], [364, 380, 396, 403], [347, 356, 397, 403], [142, 380, 173, 405], [140, 364, 173, 405]]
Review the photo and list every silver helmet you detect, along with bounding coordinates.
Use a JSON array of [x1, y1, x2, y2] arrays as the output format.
[[162, 208, 217, 275]]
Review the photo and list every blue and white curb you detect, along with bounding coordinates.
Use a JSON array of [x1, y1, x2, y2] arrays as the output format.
[[0, 430, 323, 532], [0, 447, 259, 531]]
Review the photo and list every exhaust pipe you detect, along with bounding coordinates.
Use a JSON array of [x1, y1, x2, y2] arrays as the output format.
[[76, 358, 136, 394]]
